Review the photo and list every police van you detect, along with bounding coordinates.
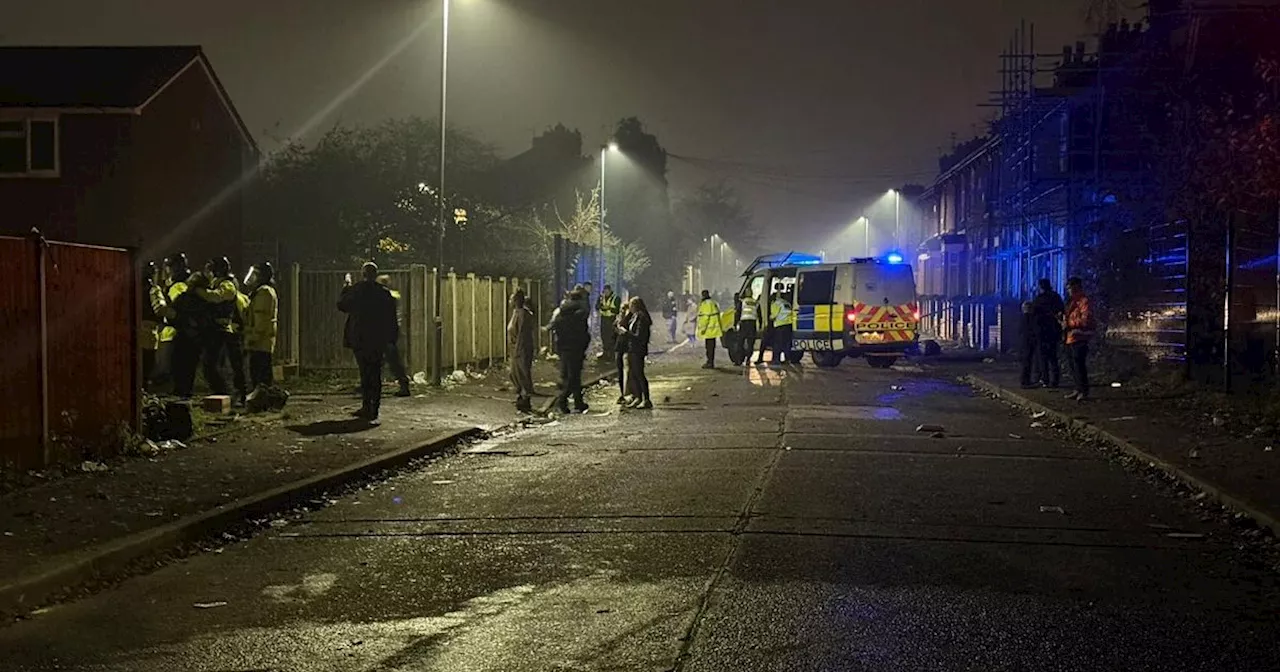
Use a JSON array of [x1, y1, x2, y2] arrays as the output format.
[[731, 251, 920, 368]]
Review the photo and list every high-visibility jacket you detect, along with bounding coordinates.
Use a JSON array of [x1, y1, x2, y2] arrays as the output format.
[[770, 297, 795, 327], [695, 299, 724, 340], [141, 283, 161, 350], [597, 293, 621, 319], [158, 281, 187, 343], [198, 277, 241, 334], [244, 284, 279, 353], [738, 296, 759, 323]]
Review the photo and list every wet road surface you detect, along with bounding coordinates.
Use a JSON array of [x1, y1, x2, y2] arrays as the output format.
[[3, 347, 1279, 670]]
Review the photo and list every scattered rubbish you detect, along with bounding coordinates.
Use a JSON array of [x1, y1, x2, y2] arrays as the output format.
[[1165, 532, 1206, 539], [413, 372, 428, 385], [1031, 411, 1047, 420], [3, 531, 13, 537], [916, 424, 946, 433], [1188, 448, 1200, 459], [1266, 446, 1274, 452], [158, 440, 187, 451], [1009, 433, 1024, 440], [1030, 422, 1045, 429], [1110, 382, 1122, 388], [193, 601, 228, 609], [1211, 415, 1226, 427], [890, 385, 903, 392], [1108, 416, 1137, 422], [1039, 505, 1066, 514], [685, 387, 692, 391], [269, 519, 289, 528], [784, 446, 792, 451], [431, 480, 456, 485], [1192, 492, 1209, 501], [144, 511, 164, 518], [79, 460, 109, 473]]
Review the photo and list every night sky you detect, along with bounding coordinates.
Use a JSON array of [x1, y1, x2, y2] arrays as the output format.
[[6, 0, 1101, 248]]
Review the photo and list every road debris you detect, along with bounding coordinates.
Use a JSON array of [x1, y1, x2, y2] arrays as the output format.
[[269, 519, 289, 528], [1039, 505, 1066, 514], [1111, 382, 1122, 388], [1009, 433, 1024, 440], [1031, 411, 1048, 420], [1030, 422, 1045, 429], [431, 480, 456, 485], [1108, 416, 1137, 422], [1188, 448, 1200, 459], [80, 460, 110, 473], [193, 601, 228, 609]]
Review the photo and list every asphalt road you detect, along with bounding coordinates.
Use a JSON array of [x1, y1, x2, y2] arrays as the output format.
[[3, 345, 1279, 671]]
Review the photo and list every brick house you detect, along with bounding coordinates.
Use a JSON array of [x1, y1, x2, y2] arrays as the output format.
[[0, 46, 258, 266]]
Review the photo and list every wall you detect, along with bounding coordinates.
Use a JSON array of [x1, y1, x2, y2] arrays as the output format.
[[129, 60, 254, 268], [292, 265, 544, 376], [0, 235, 138, 469]]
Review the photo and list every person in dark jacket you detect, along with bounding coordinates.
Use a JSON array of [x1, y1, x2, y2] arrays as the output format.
[[1030, 278, 1065, 388], [662, 291, 679, 343], [507, 290, 537, 413], [338, 262, 399, 423], [551, 287, 591, 414], [613, 303, 634, 405], [1019, 301, 1039, 388], [626, 296, 653, 409]]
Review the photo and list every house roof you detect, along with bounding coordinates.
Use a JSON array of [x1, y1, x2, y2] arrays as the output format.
[[0, 46, 257, 153]]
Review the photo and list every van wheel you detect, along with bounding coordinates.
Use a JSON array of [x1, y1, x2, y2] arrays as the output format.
[[866, 356, 897, 369], [788, 351, 805, 365], [811, 352, 842, 368]]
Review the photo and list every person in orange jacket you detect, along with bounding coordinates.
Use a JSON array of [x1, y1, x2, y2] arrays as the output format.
[[1063, 276, 1095, 401]]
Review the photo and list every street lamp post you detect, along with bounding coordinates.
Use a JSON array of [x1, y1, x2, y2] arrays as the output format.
[[431, 0, 451, 386], [894, 189, 902, 250], [599, 142, 618, 293]]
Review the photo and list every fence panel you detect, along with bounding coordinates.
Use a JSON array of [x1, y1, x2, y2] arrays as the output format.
[[298, 269, 411, 370], [0, 237, 43, 468], [43, 242, 138, 461]]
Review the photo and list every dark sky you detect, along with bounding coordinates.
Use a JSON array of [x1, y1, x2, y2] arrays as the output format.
[[6, 0, 1099, 249]]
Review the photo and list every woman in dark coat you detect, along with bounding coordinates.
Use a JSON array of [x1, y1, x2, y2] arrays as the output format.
[[626, 296, 653, 409]]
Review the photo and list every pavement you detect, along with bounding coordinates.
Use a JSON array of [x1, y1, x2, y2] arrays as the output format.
[[955, 359, 1280, 537], [2, 345, 1280, 670], [0, 356, 614, 616]]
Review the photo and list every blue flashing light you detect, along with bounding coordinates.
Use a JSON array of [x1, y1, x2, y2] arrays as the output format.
[[885, 252, 904, 265]]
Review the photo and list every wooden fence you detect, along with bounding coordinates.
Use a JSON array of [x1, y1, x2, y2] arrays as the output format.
[[0, 236, 139, 469], [289, 265, 544, 375]]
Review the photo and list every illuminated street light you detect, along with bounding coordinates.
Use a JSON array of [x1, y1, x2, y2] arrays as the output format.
[[887, 188, 902, 250], [599, 142, 621, 292], [430, 0, 452, 386]]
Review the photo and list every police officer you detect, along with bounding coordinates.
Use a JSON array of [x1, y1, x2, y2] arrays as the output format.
[[768, 284, 796, 365], [596, 284, 622, 361], [551, 287, 591, 414], [166, 254, 205, 398], [735, 290, 760, 367], [243, 262, 279, 391], [140, 261, 161, 384], [196, 257, 247, 402], [695, 289, 723, 369], [756, 282, 783, 366], [376, 274, 412, 397]]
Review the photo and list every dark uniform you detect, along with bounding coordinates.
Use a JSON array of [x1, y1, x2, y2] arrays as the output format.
[[339, 267, 399, 421], [197, 258, 247, 401]]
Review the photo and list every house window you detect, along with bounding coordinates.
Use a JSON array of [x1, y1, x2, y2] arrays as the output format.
[[0, 118, 59, 177]]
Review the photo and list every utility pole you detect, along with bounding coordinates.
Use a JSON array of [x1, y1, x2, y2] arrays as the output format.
[[432, 0, 450, 387]]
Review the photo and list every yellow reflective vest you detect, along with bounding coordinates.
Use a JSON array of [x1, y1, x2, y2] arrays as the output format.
[[695, 299, 724, 340], [769, 297, 795, 327], [198, 278, 240, 334], [158, 281, 187, 343], [244, 284, 279, 353]]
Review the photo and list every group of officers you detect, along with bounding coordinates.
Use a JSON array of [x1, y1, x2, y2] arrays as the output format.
[[141, 253, 279, 404], [692, 282, 798, 368]]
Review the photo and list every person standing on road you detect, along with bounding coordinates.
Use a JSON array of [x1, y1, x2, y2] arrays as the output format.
[[1019, 300, 1040, 389], [1064, 276, 1095, 401], [597, 284, 622, 361], [375, 275, 412, 397], [551, 287, 591, 414], [735, 289, 760, 366], [613, 302, 634, 405], [662, 291, 679, 343], [243, 262, 279, 391], [626, 296, 653, 409], [1031, 277, 1065, 388], [338, 262, 399, 423], [507, 290, 537, 414], [696, 289, 723, 369]]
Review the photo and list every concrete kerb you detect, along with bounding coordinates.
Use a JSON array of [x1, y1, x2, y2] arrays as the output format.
[[0, 427, 482, 619], [964, 374, 1280, 539]]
